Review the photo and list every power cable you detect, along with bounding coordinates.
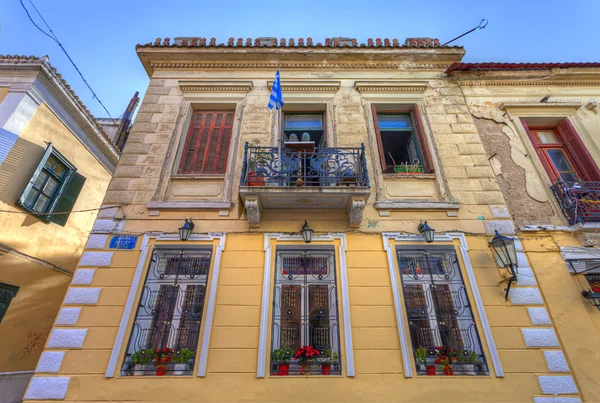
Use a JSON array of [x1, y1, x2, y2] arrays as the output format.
[[19, 0, 118, 126], [0, 203, 129, 216]]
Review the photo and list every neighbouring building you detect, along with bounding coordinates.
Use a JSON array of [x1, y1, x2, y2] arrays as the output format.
[[23, 38, 600, 402], [0, 55, 136, 402]]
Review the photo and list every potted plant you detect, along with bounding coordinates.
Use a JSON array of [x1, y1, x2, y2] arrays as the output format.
[[154, 347, 173, 376], [318, 348, 339, 375], [414, 347, 430, 374], [271, 346, 294, 376], [435, 356, 454, 376], [295, 346, 320, 375], [458, 349, 479, 375], [247, 151, 270, 186], [131, 348, 155, 376], [173, 348, 195, 375]]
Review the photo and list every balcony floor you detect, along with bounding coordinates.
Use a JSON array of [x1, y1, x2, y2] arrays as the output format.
[[239, 186, 371, 209]]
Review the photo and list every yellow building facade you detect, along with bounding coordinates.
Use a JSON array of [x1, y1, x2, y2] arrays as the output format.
[[24, 39, 600, 402], [0, 55, 119, 402]]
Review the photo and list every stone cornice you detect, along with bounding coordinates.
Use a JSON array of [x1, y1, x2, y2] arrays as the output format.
[[179, 80, 253, 92], [354, 81, 428, 93], [267, 80, 341, 92], [149, 61, 452, 72], [458, 79, 600, 86], [500, 102, 582, 114]]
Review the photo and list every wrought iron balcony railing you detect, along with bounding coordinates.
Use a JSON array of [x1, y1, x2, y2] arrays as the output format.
[[551, 181, 600, 225], [240, 143, 370, 188]]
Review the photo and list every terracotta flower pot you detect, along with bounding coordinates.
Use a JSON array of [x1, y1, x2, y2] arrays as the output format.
[[248, 172, 265, 186], [321, 364, 331, 375], [443, 367, 454, 376], [278, 363, 290, 376], [155, 365, 167, 376], [426, 365, 436, 376]]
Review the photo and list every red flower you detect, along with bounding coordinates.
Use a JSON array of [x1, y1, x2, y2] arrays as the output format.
[[294, 346, 321, 361]]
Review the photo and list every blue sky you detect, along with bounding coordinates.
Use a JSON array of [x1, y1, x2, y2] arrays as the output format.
[[1, 0, 599, 119]]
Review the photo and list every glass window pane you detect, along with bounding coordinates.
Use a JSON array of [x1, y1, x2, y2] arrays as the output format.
[[52, 161, 67, 178], [547, 150, 579, 182], [43, 177, 60, 197], [45, 156, 57, 170], [34, 194, 50, 213], [377, 114, 413, 130], [284, 114, 323, 130], [537, 131, 559, 144], [120, 248, 212, 376], [24, 189, 40, 209], [33, 171, 49, 189]]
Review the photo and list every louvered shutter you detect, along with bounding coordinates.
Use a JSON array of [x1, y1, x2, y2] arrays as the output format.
[[411, 106, 434, 173], [48, 172, 86, 226], [17, 144, 54, 208], [556, 119, 600, 181]]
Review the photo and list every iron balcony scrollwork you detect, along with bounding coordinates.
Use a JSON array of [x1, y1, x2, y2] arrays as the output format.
[[240, 143, 370, 188], [551, 181, 600, 225]]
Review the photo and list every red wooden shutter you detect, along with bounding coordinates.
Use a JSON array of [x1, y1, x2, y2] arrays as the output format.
[[178, 111, 234, 174], [411, 106, 434, 173], [556, 119, 600, 181], [371, 104, 388, 172], [521, 119, 560, 182]]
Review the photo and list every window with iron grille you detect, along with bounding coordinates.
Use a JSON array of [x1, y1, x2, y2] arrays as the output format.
[[178, 111, 234, 175], [270, 248, 342, 376], [17, 144, 86, 226], [396, 246, 489, 376], [0, 282, 19, 324], [120, 247, 212, 376]]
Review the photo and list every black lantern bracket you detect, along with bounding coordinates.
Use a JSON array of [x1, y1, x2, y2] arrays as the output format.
[[582, 290, 600, 310], [488, 230, 519, 301]]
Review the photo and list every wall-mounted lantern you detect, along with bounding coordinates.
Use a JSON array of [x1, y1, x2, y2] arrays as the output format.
[[301, 220, 314, 244], [489, 230, 518, 300], [179, 218, 195, 241], [582, 290, 600, 310], [418, 221, 435, 243]]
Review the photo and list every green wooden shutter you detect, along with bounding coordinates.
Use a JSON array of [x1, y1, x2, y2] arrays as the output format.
[[48, 172, 86, 226], [0, 283, 19, 324], [17, 144, 54, 208]]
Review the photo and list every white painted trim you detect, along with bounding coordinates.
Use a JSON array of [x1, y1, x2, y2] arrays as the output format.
[[381, 232, 504, 378], [256, 233, 355, 378], [105, 232, 226, 378], [382, 234, 413, 378], [0, 370, 35, 376], [197, 234, 226, 377], [447, 232, 504, 378], [256, 234, 279, 378], [105, 234, 150, 378], [337, 234, 355, 377]]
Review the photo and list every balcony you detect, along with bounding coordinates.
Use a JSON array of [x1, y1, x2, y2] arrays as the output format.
[[239, 143, 370, 227], [551, 181, 600, 225]]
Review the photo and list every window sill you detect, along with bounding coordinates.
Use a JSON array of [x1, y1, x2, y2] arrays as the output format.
[[146, 201, 233, 210], [171, 174, 226, 180], [382, 173, 436, 180]]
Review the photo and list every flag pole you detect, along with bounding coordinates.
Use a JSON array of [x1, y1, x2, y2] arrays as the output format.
[[277, 67, 282, 185]]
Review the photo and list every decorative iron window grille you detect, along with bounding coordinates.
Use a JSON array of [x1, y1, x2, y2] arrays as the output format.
[[0, 282, 19, 324], [551, 181, 600, 225], [120, 247, 212, 376], [396, 246, 489, 376], [270, 249, 342, 376]]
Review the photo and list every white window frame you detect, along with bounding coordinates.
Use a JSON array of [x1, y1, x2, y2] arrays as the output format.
[[105, 232, 225, 378], [382, 232, 504, 378], [257, 233, 354, 378]]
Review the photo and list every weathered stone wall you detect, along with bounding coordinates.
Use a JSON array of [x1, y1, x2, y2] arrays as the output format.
[[474, 117, 555, 226]]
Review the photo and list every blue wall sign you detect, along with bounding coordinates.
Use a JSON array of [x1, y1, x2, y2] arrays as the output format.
[[109, 235, 138, 250]]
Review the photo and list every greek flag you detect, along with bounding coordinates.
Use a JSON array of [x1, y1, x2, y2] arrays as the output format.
[[268, 69, 284, 110]]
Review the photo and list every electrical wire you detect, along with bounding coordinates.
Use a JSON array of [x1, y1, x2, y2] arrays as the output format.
[[19, 0, 118, 126]]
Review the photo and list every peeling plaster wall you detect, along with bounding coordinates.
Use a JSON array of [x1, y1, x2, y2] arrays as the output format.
[[474, 117, 555, 226]]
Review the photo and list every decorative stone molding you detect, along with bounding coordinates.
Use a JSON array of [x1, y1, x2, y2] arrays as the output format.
[[79, 251, 113, 267], [85, 234, 108, 249], [374, 201, 460, 210], [544, 351, 570, 372], [538, 376, 578, 395], [522, 328, 560, 347], [71, 269, 95, 285], [245, 197, 261, 228], [179, 80, 253, 92], [146, 201, 233, 210], [36, 352, 65, 373], [458, 80, 600, 86], [354, 81, 428, 93], [500, 102, 582, 113], [347, 198, 366, 227], [267, 80, 340, 92], [509, 287, 543, 305], [528, 307, 551, 325], [47, 329, 87, 348], [64, 288, 101, 305], [150, 61, 453, 71]]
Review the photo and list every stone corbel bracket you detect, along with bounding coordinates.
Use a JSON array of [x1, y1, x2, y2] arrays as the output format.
[[354, 81, 428, 93], [244, 196, 262, 228], [348, 197, 367, 228], [179, 80, 253, 92], [267, 80, 341, 92]]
